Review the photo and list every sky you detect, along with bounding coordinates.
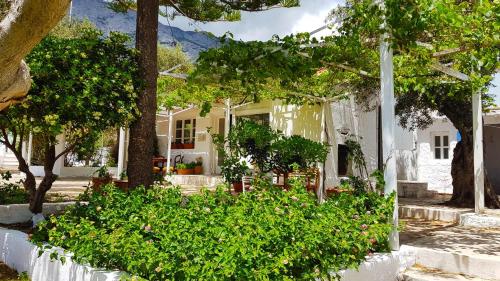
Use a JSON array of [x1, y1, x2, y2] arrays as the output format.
[[159, 0, 499, 105], [159, 0, 340, 41]]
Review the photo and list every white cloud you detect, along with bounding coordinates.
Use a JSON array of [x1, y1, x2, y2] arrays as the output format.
[[159, 0, 342, 41]]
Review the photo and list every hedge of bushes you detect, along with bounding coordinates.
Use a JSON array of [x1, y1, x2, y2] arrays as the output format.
[[32, 181, 394, 280]]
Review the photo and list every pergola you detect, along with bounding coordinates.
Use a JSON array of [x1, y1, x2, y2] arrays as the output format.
[[141, 21, 485, 252]]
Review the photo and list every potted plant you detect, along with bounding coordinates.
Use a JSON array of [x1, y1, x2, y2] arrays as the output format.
[[176, 163, 194, 175], [194, 157, 203, 174], [91, 165, 112, 192], [221, 156, 249, 193], [113, 171, 128, 191]]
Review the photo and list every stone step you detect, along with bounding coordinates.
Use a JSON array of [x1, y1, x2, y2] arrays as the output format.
[[460, 213, 500, 228], [401, 225, 500, 280], [169, 175, 223, 187], [402, 266, 493, 281], [399, 205, 472, 223], [401, 245, 500, 280]]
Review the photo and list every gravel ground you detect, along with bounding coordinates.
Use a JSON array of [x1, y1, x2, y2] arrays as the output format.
[[0, 262, 28, 281]]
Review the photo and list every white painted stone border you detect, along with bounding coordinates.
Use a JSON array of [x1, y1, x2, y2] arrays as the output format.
[[337, 247, 416, 281], [1, 227, 417, 281], [0, 202, 76, 224], [0, 228, 126, 281]]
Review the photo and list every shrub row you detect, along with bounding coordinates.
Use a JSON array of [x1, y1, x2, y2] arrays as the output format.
[[32, 181, 394, 280]]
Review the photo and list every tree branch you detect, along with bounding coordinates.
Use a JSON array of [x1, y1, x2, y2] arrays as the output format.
[[55, 143, 77, 161]]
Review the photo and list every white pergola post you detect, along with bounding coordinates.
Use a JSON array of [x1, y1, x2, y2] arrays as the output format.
[[21, 141, 27, 160], [116, 127, 126, 179], [27, 132, 33, 166], [472, 91, 485, 213], [166, 110, 174, 173], [224, 99, 231, 155], [380, 9, 399, 250], [318, 102, 327, 203]]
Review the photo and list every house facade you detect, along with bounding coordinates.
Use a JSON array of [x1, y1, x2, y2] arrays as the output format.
[[10, 99, 499, 195]]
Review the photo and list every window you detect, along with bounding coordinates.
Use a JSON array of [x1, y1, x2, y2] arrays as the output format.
[[175, 119, 196, 144], [434, 135, 449, 159]]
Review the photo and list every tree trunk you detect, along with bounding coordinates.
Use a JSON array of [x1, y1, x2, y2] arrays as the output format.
[[0, 0, 70, 110], [28, 143, 58, 213], [448, 132, 500, 208], [127, 0, 159, 188]]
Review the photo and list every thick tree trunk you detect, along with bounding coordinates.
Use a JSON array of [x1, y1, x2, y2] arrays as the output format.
[[127, 0, 159, 188], [448, 133, 500, 208], [0, 0, 70, 110]]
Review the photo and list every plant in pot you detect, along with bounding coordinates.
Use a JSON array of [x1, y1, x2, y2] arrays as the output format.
[[271, 135, 328, 191], [221, 156, 249, 193], [91, 165, 112, 192], [176, 163, 195, 175], [113, 171, 128, 192], [194, 157, 203, 174]]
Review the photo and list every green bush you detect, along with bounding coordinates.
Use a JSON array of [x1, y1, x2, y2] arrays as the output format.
[[32, 182, 394, 280], [0, 172, 29, 205]]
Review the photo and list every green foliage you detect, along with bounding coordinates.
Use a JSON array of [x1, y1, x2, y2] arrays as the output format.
[[32, 183, 394, 280], [272, 135, 328, 174], [228, 120, 279, 172], [188, 0, 498, 129], [0, 172, 29, 205], [49, 19, 97, 39], [220, 155, 250, 184], [94, 165, 112, 179], [110, 0, 299, 22], [213, 120, 328, 177], [176, 163, 188, 170], [0, 27, 140, 170]]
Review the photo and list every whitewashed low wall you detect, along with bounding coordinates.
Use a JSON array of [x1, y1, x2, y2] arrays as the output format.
[[0, 202, 75, 224], [337, 248, 415, 281], [1, 227, 417, 281], [29, 166, 118, 178], [0, 228, 125, 281]]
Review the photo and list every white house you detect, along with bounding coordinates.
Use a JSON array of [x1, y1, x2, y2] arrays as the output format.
[[10, 99, 499, 196]]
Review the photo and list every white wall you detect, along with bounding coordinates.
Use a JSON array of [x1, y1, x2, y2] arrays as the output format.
[[416, 117, 458, 193]]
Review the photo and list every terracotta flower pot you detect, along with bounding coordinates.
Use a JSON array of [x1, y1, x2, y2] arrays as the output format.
[[232, 182, 243, 193], [194, 165, 203, 175], [113, 180, 129, 192], [183, 143, 194, 149], [92, 177, 113, 192], [326, 188, 352, 197], [177, 168, 194, 175]]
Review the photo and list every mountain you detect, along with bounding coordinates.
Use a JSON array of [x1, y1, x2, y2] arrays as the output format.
[[71, 0, 218, 57]]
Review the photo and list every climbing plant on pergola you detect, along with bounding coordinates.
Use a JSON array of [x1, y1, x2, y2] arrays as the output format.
[[186, 0, 500, 208]]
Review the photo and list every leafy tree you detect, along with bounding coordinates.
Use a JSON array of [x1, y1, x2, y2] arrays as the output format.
[[110, 0, 300, 188], [0, 26, 139, 214], [157, 45, 194, 110]]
